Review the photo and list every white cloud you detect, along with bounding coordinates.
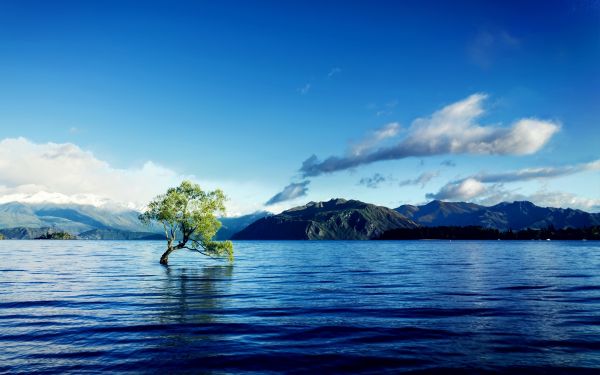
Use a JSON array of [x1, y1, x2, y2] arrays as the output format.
[[0, 137, 183, 209], [0, 137, 264, 215], [300, 94, 560, 176], [401, 94, 559, 155], [426, 178, 486, 201]]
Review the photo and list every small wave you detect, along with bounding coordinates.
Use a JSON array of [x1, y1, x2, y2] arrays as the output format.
[[497, 285, 552, 291]]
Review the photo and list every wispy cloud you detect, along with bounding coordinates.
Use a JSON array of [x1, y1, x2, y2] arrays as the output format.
[[468, 30, 520, 69], [399, 171, 439, 188], [350, 122, 401, 157], [265, 181, 310, 205], [298, 83, 311, 95], [472, 160, 600, 183], [441, 159, 456, 167], [327, 67, 341, 78], [370, 99, 398, 117], [426, 159, 600, 203], [300, 94, 560, 177], [358, 173, 386, 189]]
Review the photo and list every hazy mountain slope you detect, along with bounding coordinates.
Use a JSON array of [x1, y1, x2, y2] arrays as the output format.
[[0, 202, 160, 239], [215, 211, 271, 240], [233, 199, 417, 240], [30, 203, 148, 232], [0, 202, 44, 229]]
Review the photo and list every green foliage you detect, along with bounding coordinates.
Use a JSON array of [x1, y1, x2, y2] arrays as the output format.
[[0, 233, 4, 240], [139, 180, 234, 262]]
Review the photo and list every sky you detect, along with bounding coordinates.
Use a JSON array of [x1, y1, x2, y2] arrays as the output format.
[[0, 0, 599, 215]]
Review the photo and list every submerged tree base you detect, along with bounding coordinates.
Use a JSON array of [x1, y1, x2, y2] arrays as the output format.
[[159, 248, 174, 265]]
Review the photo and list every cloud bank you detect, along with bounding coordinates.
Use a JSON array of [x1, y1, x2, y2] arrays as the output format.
[[426, 178, 487, 201], [0, 137, 190, 209], [426, 159, 600, 211], [300, 94, 560, 177], [265, 181, 310, 205], [427, 159, 600, 201]]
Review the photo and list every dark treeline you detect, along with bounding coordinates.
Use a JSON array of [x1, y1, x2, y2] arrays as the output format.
[[35, 231, 76, 240], [378, 226, 600, 240]]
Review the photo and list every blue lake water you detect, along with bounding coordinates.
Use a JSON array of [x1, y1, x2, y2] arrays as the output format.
[[1, 240, 599, 374]]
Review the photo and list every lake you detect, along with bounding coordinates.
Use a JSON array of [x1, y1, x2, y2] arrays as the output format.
[[1, 240, 599, 374]]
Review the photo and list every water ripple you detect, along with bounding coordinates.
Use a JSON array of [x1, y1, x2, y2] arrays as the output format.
[[1, 240, 599, 374]]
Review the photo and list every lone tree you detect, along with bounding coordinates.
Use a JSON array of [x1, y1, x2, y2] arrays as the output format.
[[139, 181, 234, 265]]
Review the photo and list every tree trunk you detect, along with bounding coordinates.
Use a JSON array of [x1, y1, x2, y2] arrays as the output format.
[[159, 246, 176, 265]]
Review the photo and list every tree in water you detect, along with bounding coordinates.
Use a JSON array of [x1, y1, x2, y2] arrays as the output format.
[[139, 181, 234, 265]]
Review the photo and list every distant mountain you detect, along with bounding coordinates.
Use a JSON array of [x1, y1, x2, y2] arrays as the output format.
[[233, 198, 417, 240], [214, 211, 271, 240], [0, 202, 267, 240], [2, 199, 597, 240], [0, 202, 148, 231], [395, 200, 600, 230], [0, 202, 160, 239]]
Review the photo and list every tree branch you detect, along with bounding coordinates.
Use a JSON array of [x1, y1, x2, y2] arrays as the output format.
[[182, 246, 221, 259]]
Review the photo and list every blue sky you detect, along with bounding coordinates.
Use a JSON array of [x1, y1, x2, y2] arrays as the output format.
[[0, 0, 598, 214]]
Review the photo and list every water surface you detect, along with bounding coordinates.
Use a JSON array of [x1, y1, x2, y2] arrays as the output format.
[[1, 240, 599, 373]]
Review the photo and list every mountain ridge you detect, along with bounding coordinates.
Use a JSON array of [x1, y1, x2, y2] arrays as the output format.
[[395, 200, 600, 231], [233, 198, 417, 240], [1, 199, 598, 240]]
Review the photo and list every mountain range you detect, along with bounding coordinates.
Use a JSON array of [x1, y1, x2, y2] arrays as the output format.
[[396, 200, 600, 231], [0, 202, 161, 239], [0, 199, 598, 240], [233, 199, 417, 240]]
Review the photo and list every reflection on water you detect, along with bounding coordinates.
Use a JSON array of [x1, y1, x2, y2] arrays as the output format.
[[160, 265, 234, 324], [0, 240, 599, 374]]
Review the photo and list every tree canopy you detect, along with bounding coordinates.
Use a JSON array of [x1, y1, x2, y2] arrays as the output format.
[[139, 181, 233, 265]]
